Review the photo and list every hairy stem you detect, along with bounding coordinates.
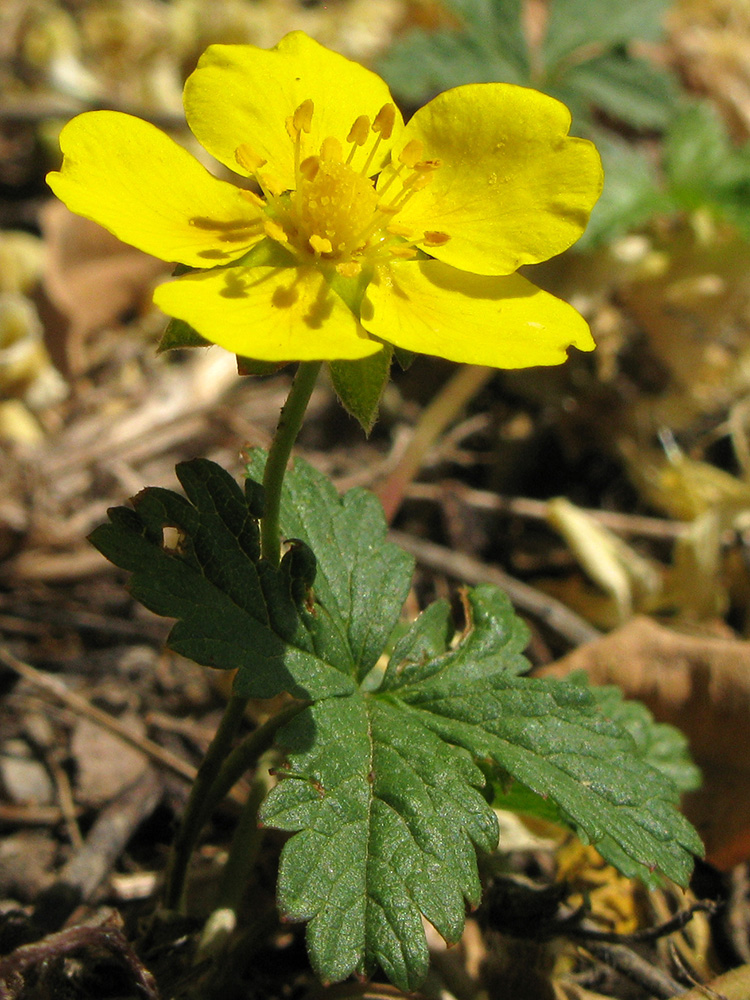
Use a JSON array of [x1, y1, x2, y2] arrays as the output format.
[[261, 361, 322, 566], [162, 362, 320, 913], [163, 694, 249, 912]]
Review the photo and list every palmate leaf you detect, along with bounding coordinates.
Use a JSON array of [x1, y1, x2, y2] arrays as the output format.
[[92, 457, 702, 991]]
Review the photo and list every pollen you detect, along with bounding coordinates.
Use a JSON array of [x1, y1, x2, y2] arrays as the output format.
[[320, 137, 343, 163], [347, 116, 370, 147], [235, 144, 267, 173], [256, 96, 445, 269], [309, 234, 333, 255], [399, 140, 424, 169], [372, 103, 396, 140], [423, 231, 451, 246]]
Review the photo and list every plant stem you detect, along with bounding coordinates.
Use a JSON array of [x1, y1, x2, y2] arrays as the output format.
[[163, 694, 249, 912], [200, 700, 309, 828], [261, 361, 322, 566], [162, 362, 320, 914]]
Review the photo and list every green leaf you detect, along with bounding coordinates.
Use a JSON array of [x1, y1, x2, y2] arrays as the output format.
[[263, 585, 701, 989], [587, 682, 702, 793], [246, 451, 413, 684], [563, 52, 678, 130], [89, 458, 409, 700], [157, 318, 210, 352], [377, 0, 529, 104], [383, 587, 702, 887], [543, 0, 671, 66], [92, 456, 701, 990], [575, 137, 667, 248], [328, 346, 393, 434], [262, 691, 497, 989]]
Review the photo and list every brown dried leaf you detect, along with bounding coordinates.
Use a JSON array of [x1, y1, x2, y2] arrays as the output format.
[[538, 616, 750, 868], [40, 199, 167, 372]]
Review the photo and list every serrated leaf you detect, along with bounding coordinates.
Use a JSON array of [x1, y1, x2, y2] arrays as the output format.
[[92, 456, 701, 990], [246, 451, 413, 683], [328, 346, 393, 434], [262, 686, 498, 989], [377, 0, 528, 104], [382, 587, 703, 887], [263, 584, 701, 989], [543, 0, 671, 66], [563, 52, 678, 130], [587, 682, 702, 793], [89, 457, 409, 700]]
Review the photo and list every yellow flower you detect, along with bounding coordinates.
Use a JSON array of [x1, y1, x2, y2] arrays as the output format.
[[47, 31, 602, 368]]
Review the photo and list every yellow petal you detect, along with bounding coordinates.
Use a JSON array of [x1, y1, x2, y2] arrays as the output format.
[[184, 32, 402, 191], [153, 264, 382, 362], [47, 111, 264, 267], [361, 260, 594, 367], [386, 84, 603, 276]]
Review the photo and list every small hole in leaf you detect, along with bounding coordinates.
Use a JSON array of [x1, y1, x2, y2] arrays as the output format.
[[162, 526, 183, 553]]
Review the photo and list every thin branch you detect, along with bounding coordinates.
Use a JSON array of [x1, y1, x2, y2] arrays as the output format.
[[388, 530, 601, 647]]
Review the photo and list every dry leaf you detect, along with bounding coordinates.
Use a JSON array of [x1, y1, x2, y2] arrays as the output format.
[[538, 616, 750, 868], [40, 199, 167, 372]]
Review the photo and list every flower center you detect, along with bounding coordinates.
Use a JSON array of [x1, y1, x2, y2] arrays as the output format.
[[234, 100, 448, 277], [296, 158, 379, 259]]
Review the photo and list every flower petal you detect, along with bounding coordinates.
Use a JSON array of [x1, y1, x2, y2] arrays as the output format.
[[47, 112, 265, 267], [361, 260, 594, 367], [184, 32, 402, 190], [153, 264, 382, 362], [386, 84, 603, 276]]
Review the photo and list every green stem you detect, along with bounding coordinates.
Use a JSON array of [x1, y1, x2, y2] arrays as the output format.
[[162, 362, 320, 914], [200, 700, 309, 828], [261, 361, 322, 566], [163, 694, 249, 912]]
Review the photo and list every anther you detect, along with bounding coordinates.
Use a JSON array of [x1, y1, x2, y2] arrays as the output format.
[[320, 137, 342, 162], [264, 219, 289, 244], [423, 231, 450, 246], [388, 246, 418, 259], [309, 234, 333, 255], [300, 156, 320, 181], [347, 116, 370, 147], [294, 99, 314, 134], [414, 159, 442, 172], [239, 189, 266, 208], [336, 261, 362, 277], [399, 140, 424, 169], [373, 104, 396, 140], [235, 144, 267, 173]]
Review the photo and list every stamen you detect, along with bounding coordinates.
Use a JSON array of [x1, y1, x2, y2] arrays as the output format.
[[309, 234, 333, 255], [239, 189, 266, 208], [359, 104, 396, 177], [346, 114, 370, 165], [372, 104, 396, 140], [300, 156, 320, 181], [294, 99, 314, 134], [320, 137, 343, 162], [235, 144, 267, 173], [388, 246, 418, 259], [423, 231, 450, 246], [399, 140, 424, 169], [347, 116, 370, 147], [336, 261, 362, 277], [264, 219, 289, 244]]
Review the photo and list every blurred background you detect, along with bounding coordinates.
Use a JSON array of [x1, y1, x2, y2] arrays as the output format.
[[3, 4, 750, 994]]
